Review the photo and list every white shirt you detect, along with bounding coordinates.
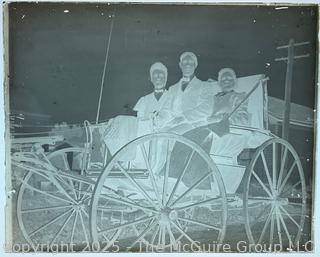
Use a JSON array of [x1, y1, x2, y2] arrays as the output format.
[[134, 90, 171, 120], [166, 76, 218, 125]]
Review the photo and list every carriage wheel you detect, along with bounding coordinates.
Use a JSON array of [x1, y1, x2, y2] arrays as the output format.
[[243, 138, 307, 250], [90, 133, 227, 251], [16, 148, 98, 249]]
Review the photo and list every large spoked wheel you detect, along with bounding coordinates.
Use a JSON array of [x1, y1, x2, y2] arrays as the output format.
[[90, 133, 227, 252], [16, 148, 95, 249], [243, 138, 307, 249]]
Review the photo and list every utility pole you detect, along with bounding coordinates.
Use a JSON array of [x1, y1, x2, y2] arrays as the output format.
[[275, 39, 310, 141]]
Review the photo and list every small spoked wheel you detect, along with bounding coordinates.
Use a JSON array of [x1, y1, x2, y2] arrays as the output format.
[[243, 138, 307, 250], [90, 133, 227, 252], [16, 148, 95, 249]]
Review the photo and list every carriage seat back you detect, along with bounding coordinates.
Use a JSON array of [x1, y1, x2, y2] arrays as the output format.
[[232, 74, 268, 130]]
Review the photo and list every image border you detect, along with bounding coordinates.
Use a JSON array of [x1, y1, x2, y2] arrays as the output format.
[[0, 1, 319, 256]]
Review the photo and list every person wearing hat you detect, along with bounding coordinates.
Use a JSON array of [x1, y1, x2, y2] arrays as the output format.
[[207, 67, 250, 126], [134, 62, 172, 132], [206, 67, 250, 162]]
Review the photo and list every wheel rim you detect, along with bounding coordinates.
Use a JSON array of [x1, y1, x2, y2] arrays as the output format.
[[90, 133, 227, 251], [16, 148, 95, 249], [243, 138, 307, 249]]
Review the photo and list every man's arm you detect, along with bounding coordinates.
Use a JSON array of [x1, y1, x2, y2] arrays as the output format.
[[182, 83, 216, 124]]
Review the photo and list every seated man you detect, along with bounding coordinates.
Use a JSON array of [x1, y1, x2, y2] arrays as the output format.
[[163, 51, 216, 134], [169, 68, 250, 188]]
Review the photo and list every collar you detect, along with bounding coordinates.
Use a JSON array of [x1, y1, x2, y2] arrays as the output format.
[[215, 90, 235, 97], [154, 88, 165, 93], [181, 74, 195, 83]]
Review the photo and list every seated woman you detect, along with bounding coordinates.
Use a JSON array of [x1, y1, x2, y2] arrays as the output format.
[[207, 68, 251, 160], [207, 67, 250, 126], [134, 62, 173, 134], [103, 62, 172, 160]]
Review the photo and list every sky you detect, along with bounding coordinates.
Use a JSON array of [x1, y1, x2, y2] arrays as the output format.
[[8, 3, 317, 125]]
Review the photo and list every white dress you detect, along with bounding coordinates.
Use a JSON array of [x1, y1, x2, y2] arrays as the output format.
[[133, 90, 172, 134]]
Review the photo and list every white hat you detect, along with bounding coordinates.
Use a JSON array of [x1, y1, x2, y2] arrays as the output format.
[[150, 62, 168, 78], [180, 52, 198, 67]]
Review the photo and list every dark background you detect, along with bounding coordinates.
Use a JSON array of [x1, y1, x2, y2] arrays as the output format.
[[9, 3, 317, 125]]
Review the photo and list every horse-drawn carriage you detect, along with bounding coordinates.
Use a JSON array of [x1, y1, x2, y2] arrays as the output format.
[[11, 74, 307, 251]]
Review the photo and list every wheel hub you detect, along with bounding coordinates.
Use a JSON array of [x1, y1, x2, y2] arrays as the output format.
[[158, 208, 178, 224], [73, 201, 85, 211]]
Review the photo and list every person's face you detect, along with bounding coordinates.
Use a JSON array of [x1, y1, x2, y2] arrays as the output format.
[[179, 55, 197, 77], [151, 69, 166, 89], [219, 71, 236, 92]]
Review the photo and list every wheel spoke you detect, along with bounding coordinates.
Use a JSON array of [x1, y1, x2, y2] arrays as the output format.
[[151, 224, 160, 245], [163, 140, 171, 206], [140, 144, 161, 206], [175, 196, 222, 211], [281, 181, 301, 197], [158, 224, 162, 246], [178, 217, 221, 231], [261, 152, 275, 194], [272, 143, 277, 191], [277, 147, 288, 190], [45, 172, 78, 204], [257, 205, 274, 244], [167, 224, 177, 249], [61, 154, 71, 171], [82, 209, 110, 243], [275, 209, 283, 245], [161, 224, 166, 247], [279, 161, 297, 193], [101, 229, 122, 252], [70, 211, 78, 244], [29, 208, 73, 237], [170, 171, 213, 207], [97, 194, 158, 214], [287, 202, 303, 207], [55, 174, 78, 200], [21, 204, 71, 213], [278, 209, 293, 246], [167, 150, 195, 206], [129, 219, 156, 249], [170, 220, 199, 248], [116, 162, 158, 209], [278, 205, 301, 229], [50, 209, 75, 245], [18, 176, 74, 204], [252, 170, 273, 198], [269, 212, 275, 245], [247, 196, 273, 201], [98, 215, 154, 235], [79, 211, 89, 244]]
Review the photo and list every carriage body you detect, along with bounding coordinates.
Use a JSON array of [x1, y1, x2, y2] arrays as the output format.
[[11, 74, 307, 251]]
